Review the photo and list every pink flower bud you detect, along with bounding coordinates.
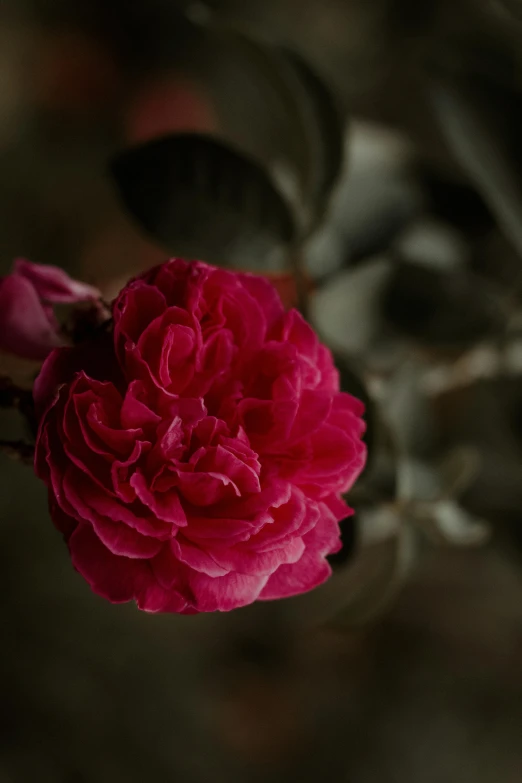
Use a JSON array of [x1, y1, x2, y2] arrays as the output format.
[[0, 259, 101, 361]]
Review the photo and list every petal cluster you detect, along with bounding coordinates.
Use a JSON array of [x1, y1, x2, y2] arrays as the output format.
[[35, 260, 366, 612]]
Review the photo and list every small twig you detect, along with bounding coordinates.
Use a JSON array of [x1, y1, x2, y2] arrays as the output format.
[[0, 439, 35, 465]]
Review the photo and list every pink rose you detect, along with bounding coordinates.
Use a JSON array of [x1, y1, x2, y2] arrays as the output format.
[[34, 260, 366, 613], [0, 259, 100, 360]]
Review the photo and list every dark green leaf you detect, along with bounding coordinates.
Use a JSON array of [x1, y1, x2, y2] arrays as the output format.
[[110, 133, 296, 269]]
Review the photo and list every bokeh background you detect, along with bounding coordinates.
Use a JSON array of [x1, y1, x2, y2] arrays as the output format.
[[2, 2, 522, 781]]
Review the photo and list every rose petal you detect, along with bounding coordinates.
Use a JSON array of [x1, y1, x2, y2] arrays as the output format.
[[154, 537, 229, 581], [186, 568, 269, 612], [63, 468, 174, 540], [13, 258, 100, 302], [136, 580, 188, 613], [209, 535, 305, 576], [0, 274, 62, 360], [121, 381, 162, 430], [131, 471, 188, 528], [259, 502, 341, 600], [91, 516, 163, 558], [237, 271, 285, 334], [69, 523, 148, 603]]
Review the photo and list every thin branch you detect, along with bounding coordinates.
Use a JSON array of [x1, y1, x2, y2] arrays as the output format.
[[0, 439, 35, 465]]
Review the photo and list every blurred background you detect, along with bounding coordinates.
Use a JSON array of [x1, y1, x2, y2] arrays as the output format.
[[2, 1, 522, 781]]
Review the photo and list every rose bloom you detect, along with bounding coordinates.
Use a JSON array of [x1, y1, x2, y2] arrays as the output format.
[[34, 260, 366, 613], [0, 258, 99, 360]]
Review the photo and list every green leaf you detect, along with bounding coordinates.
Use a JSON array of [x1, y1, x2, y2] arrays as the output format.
[[110, 133, 296, 270]]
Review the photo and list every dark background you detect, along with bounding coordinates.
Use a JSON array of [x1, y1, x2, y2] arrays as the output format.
[[2, 2, 522, 781]]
